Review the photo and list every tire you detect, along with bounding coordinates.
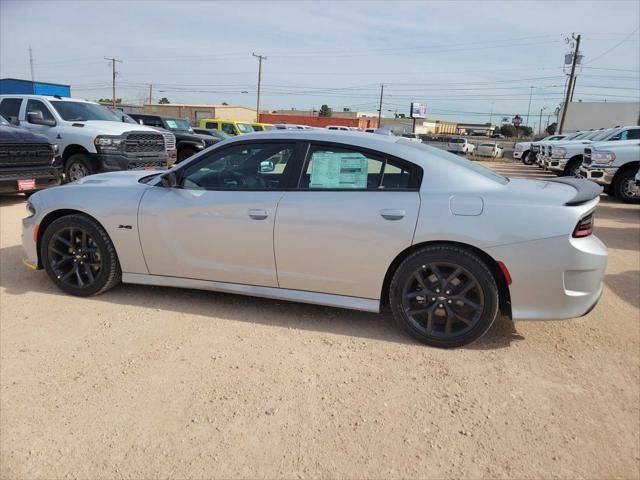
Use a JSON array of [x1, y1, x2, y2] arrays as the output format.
[[563, 158, 582, 177], [41, 214, 121, 297], [389, 245, 499, 348], [613, 168, 640, 204], [177, 148, 196, 163], [65, 154, 94, 182], [521, 151, 531, 164]]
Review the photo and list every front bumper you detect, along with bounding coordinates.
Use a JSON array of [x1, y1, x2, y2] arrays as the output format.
[[93, 152, 169, 172], [578, 164, 618, 186], [486, 233, 607, 321], [0, 167, 62, 194], [513, 150, 523, 159], [22, 212, 39, 269], [547, 158, 568, 172]]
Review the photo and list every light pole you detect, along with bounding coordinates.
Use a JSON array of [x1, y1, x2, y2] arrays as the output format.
[[538, 107, 547, 135]]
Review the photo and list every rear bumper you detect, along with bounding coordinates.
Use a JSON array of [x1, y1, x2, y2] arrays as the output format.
[[578, 164, 617, 187], [486, 234, 607, 320], [0, 167, 61, 194]]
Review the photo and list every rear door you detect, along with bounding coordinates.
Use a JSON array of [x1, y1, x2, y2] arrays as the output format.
[[138, 141, 303, 287], [274, 142, 421, 300]]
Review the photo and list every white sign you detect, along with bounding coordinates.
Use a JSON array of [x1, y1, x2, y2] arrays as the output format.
[[410, 102, 427, 119], [309, 151, 368, 189]]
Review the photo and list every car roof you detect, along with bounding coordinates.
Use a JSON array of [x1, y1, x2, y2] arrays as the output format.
[[0, 94, 96, 104]]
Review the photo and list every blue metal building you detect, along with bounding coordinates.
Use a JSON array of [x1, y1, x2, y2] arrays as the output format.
[[0, 78, 71, 97]]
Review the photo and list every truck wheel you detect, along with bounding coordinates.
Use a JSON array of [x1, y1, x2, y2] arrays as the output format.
[[522, 151, 531, 164], [613, 169, 640, 204], [177, 148, 196, 163], [65, 154, 94, 182], [563, 158, 582, 177]]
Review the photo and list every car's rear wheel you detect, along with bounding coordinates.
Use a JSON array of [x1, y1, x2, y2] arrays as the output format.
[[65, 154, 94, 182], [41, 214, 121, 296], [389, 245, 499, 348], [613, 168, 640, 204]]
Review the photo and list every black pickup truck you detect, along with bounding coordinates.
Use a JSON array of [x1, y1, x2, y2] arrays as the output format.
[[0, 115, 61, 194]]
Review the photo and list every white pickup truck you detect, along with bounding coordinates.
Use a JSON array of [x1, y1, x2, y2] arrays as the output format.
[[0, 94, 169, 181], [547, 126, 640, 177], [579, 139, 640, 203], [514, 134, 567, 164]]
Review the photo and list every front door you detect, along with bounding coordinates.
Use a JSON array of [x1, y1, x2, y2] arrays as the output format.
[[274, 143, 421, 300], [138, 141, 301, 287]]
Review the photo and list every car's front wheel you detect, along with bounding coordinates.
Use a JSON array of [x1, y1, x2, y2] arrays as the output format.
[[389, 245, 499, 348], [41, 214, 121, 296]]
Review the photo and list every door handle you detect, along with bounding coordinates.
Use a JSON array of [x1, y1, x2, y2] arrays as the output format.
[[248, 209, 269, 220], [379, 209, 405, 221]]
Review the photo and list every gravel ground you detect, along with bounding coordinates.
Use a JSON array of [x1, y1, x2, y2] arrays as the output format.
[[1, 163, 639, 479]]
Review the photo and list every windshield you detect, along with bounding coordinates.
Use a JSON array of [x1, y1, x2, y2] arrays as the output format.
[[237, 123, 254, 134], [161, 118, 191, 131], [50, 101, 117, 121], [0, 115, 8, 126], [109, 109, 138, 124], [398, 139, 508, 185], [589, 129, 615, 141]]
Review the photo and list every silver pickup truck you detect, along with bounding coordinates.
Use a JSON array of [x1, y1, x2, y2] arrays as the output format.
[[579, 139, 640, 203]]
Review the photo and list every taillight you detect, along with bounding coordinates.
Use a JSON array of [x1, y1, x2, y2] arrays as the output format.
[[573, 213, 594, 238]]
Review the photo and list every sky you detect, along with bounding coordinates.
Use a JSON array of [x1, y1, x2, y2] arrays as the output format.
[[1, 0, 639, 126]]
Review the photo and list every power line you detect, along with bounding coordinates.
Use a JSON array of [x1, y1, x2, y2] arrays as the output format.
[[585, 27, 640, 65]]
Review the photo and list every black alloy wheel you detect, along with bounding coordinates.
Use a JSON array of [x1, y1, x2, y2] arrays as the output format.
[[390, 245, 499, 348], [42, 214, 121, 296]]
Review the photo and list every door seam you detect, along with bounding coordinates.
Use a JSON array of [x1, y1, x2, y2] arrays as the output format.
[[272, 191, 286, 288]]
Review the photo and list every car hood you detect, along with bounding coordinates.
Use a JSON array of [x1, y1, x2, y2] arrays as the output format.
[[71, 170, 158, 187], [67, 120, 161, 136], [0, 125, 51, 144]]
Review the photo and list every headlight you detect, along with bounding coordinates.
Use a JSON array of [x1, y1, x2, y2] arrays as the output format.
[[551, 147, 567, 158], [94, 135, 123, 152], [592, 150, 616, 164], [26, 200, 35, 217]]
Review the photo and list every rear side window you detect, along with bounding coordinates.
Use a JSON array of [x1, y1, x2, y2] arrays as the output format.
[[299, 144, 418, 190], [0, 98, 22, 119], [205, 121, 218, 130]]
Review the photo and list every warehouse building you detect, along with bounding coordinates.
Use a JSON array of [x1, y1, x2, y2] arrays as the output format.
[[142, 103, 257, 125]]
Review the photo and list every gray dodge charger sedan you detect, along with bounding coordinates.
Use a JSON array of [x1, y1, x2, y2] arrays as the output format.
[[21, 130, 607, 348]]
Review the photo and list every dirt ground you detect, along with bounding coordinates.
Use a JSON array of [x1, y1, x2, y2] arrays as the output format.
[[1, 162, 639, 479]]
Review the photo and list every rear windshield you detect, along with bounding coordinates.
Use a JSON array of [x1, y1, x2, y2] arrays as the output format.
[[398, 140, 508, 185], [237, 123, 254, 133], [450, 138, 465, 143]]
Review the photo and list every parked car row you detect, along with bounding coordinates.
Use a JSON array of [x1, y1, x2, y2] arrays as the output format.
[[447, 138, 504, 158], [515, 125, 640, 203]]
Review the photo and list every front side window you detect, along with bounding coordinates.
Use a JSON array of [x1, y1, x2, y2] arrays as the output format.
[[619, 128, 640, 140], [50, 101, 116, 121], [180, 143, 295, 190], [26, 99, 55, 121], [0, 98, 22, 119], [221, 123, 236, 135], [300, 145, 416, 190]]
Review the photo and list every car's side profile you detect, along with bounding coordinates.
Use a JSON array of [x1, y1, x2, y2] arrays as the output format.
[[22, 131, 607, 348]]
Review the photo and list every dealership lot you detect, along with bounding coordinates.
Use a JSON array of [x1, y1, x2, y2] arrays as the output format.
[[1, 162, 639, 479]]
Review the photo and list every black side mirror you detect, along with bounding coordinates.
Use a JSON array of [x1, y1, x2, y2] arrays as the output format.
[[160, 171, 178, 188], [27, 111, 56, 127]]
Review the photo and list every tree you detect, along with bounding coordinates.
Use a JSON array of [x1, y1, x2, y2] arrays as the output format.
[[158, 97, 170, 104], [98, 98, 121, 104], [546, 122, 557, 135], [318, 104, 332, 117], [500, 124, 517, 137], [520, 126, 534, 137], [222, 102, 228, 106]]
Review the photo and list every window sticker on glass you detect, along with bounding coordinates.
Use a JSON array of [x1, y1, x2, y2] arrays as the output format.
[[165, 120, 178, 129], [309, 151, 369, 189]]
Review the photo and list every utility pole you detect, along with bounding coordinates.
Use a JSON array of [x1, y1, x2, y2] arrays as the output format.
[[569, 75, 578, 102], [525, 86, 533, 127], [252, 53, 266, 122], [559, 34, 581, 134], [28, 45, 35, 82], [377, 83, 384, 127], [104, 56, 122, 108], [148, 84, 153, 105], [538, 107, 546, 135]]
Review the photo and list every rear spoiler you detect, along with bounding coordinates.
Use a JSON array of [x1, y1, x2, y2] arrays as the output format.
[[547, 177, 603, 206]]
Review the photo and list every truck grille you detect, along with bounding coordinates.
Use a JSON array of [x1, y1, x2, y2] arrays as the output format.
[[161, 131, 176, 150], [0, 143, 53, 168], [124, 133, 165, 154], [583, 148, 592, 166]]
